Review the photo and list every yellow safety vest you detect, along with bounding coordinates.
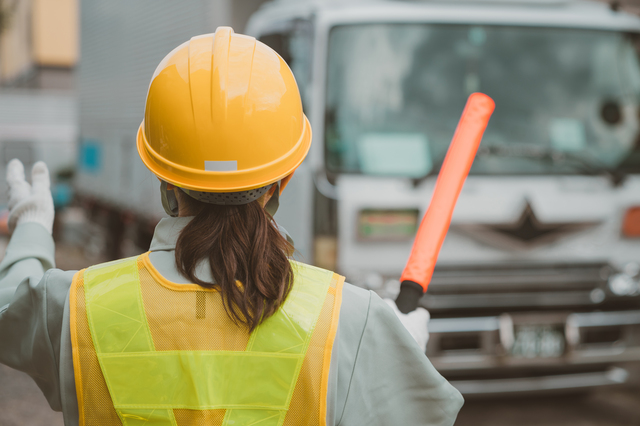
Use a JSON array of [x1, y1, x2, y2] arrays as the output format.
[[70, 253, 344, 426]]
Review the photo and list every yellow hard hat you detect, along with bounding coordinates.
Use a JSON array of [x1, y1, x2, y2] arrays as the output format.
[[136, 27, 311, 193]]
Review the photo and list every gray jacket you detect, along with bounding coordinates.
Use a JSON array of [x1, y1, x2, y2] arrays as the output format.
[[0, 218, 463, 426]]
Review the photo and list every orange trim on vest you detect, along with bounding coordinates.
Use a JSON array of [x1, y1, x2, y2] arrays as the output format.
[[139, 252, 219, 292], [69, 269, 86, 426], [320, 274, 345, 426]]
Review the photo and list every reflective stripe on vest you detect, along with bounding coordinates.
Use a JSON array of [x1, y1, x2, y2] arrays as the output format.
[[71, 254, 344, 426]]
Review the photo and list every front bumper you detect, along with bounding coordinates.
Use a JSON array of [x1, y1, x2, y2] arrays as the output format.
[[427, 310, 640, 395], [451, 367, 629, 395]]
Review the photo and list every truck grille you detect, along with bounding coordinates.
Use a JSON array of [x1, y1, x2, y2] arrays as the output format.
[[421, 263, 621, 316]]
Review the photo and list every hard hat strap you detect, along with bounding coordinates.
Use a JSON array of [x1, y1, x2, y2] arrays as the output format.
[[160, 180, 179, 217], [264, 181, 281, 217]]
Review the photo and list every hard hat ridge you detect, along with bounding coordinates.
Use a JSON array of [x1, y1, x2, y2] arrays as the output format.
[[137, 26, 312, 194]]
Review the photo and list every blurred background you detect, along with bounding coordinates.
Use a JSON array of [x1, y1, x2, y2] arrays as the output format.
[[3, 0, 640, 424]]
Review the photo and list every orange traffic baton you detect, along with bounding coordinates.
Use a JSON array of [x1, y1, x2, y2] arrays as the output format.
[[395, 93, 495, 313]]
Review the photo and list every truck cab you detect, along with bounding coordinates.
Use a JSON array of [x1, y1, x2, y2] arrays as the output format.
[[247, 0, 640, 395]]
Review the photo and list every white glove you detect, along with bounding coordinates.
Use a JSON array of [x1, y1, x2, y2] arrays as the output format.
[[385, 298, 430, 352], [6, 159, 55, 234]]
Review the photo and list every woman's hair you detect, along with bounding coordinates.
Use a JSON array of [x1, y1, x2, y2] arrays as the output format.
[[174, 191, 294, 331]]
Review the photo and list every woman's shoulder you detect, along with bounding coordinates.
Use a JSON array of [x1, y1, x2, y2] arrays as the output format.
[[337, 282, 429, 359], [341, 282, 372, 312], [341, 281, 398, 316], [337, 283, 380, 336]]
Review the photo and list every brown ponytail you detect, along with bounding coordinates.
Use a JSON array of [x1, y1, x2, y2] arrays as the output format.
[[174, 194, 294, 331]]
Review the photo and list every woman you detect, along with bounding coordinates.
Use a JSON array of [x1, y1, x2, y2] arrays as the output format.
[[0, 27, 463, 426]]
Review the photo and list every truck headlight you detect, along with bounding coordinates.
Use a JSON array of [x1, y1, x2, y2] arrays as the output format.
[[623, 261, 640, 278], [608, 273, 640, 296]]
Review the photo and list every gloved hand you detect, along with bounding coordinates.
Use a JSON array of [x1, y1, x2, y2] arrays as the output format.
[[6, 159, 55, 234], [385, 298, 430, 352]]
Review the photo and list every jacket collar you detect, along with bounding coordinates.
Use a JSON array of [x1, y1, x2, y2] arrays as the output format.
[[148, 217, 193, 252], [148, 216, 294, 252]]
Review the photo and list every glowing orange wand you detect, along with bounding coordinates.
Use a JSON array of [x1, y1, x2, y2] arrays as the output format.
[[395, 93, 495, 313]]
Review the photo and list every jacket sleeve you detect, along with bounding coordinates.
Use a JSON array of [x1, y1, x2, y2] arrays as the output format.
[[0, 222, 74, 412], [336, 289, 464, 426]]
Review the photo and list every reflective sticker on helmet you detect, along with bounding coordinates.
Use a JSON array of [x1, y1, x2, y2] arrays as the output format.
[[205, 160, 237, 172]]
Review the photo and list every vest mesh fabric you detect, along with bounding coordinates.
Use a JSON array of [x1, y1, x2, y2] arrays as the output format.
[[70, 254, 343, 426], [73, 274, 122, 425]]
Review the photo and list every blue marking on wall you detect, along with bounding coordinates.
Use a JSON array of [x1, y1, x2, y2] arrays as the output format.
[[52, 183, 74, 209], [79, 139, 102, 173]]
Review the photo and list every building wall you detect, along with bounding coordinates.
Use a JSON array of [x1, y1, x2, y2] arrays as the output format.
[[0, 0, 32, 83], [0, 0, 78, 87], [32, 0, 79, 67], [0, 0, 78, 203]]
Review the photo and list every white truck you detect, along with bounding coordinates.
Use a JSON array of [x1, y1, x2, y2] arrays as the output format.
[[77, 0, 640, 394], [246, 0, 640, 395]]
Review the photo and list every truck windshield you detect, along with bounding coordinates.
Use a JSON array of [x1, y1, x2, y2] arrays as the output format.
[[325, 24, 640, 177]]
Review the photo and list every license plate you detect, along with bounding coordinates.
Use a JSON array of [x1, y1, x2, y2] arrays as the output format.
[[510, 324, 565, 358], [358, 209, 419, 242]]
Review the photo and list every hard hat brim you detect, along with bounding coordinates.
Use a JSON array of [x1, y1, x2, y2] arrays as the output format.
[[136, 115, 312, 193]]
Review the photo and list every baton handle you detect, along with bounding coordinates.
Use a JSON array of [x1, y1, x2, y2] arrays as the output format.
[[395, 93, 495, 313]]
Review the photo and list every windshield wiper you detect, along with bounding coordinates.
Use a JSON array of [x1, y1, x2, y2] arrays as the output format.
[[477, 144, 626, 186], [411, 160, 443, 187], [411, 144, 626, 187]]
